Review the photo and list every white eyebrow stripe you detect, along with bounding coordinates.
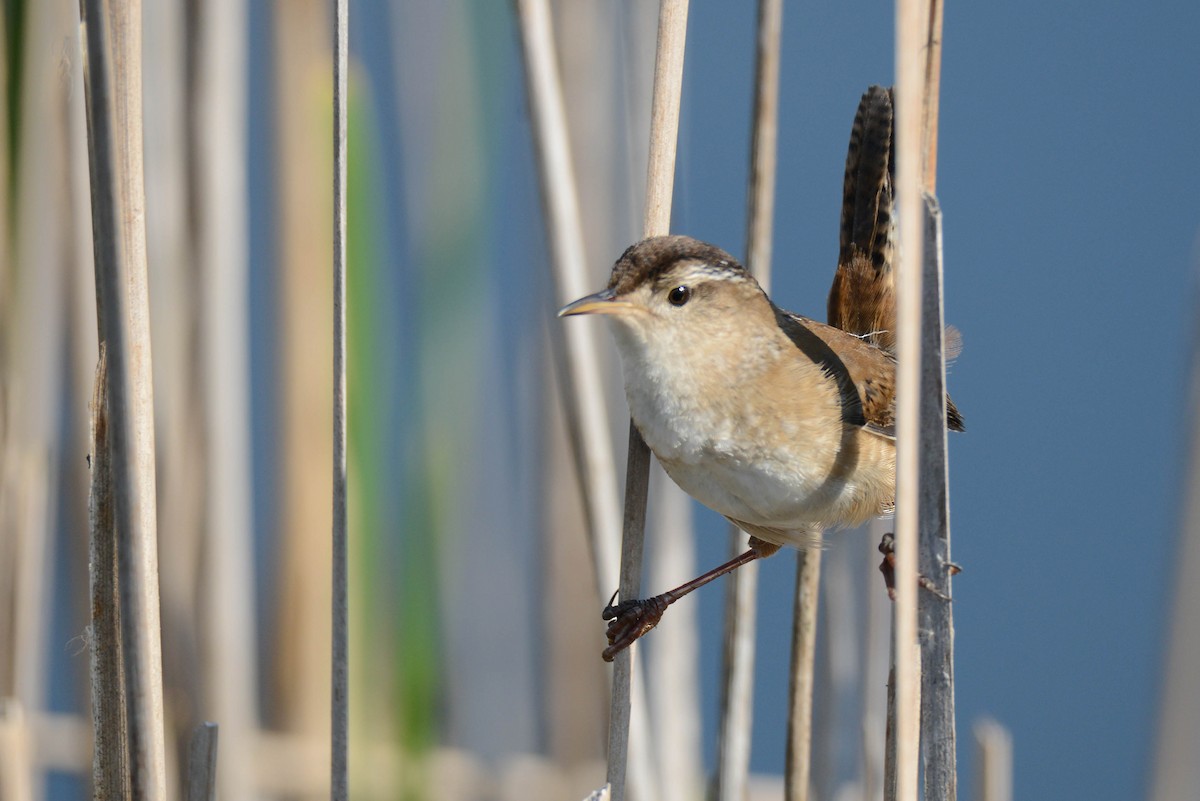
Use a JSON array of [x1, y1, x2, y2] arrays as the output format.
[[673, 260, 743, 284]]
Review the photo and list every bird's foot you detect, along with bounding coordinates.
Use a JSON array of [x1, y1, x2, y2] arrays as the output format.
[[877, 533, 961, 601], [601, 590, 672, 662]]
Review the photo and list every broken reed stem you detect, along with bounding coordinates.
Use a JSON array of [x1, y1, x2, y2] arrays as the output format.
[[715, 0, 783, 797], [608, 2, 690, 800], [972, 719, 1012, 801], [79, 0, 168, 795], [917, 196, 957, 801], [331, 0, 349, 797], [185, 723, 219, 801], [88, 347, 130, 801]]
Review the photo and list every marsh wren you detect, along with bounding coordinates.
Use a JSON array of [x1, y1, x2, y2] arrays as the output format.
[[561, 87, 963, 660]]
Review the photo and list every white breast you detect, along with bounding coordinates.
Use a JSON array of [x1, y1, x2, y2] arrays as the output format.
[[616, 328, 874, 531]]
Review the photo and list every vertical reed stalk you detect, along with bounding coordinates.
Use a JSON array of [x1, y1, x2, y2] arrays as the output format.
[[273, 0, 334, 746], [0, 5, 8, 324], [921, 0, 944, 195], [646, 469, 701, 801], [861, 520, 891, 799], [914, 1, 957, 797], [972, 720, 1012, 801], [894, 1, 957, 798], [331, 0, 349, 796], [185, 723, 219, 801], [10, 0, 78, 743], [785, 545, 821, 801], [0, 701, 33, 801], [80, 0, 167, 795], [88, 348, 130, 801], [514, 2, 661, 798], [516, 0, 615, 754], [714, 530, 757, 801], [147, 0, 202, 773], [884, 665, 896, 801], [608, 3, 689, 800], [513, 0, 623, 606], [189, 0, 259, 796], [917, 195, 956, 801], [892, 0, 934, 796], [715, 1, 783, 796], [743, 0, 783, 287], [1149, 251, 1200, 801]]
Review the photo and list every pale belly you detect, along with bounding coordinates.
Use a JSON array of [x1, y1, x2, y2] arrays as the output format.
[[657, 439, 891, 536], [620, 342, 894, 540]]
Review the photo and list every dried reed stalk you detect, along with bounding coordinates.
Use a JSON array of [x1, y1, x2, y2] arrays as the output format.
[[145, 0, 204, 777], [0, 5, 7, 315], [714, 2, 784, 797], [187, 0, 259, 798], [80, 0, 168, 794], [9, 0, 78, 736], [513, 2, 659, 799], [88, 348, 130, 800], [185, 723, 219, 801], [785, 544, 821, 801], [0, 701, 34, 801], [714, 528, 757, 801], [917, 195, 957, 801], [921, 0, 944, 195], [972, 719, 1012, 801], [1150, 253, 1200, 800], [513, 0, 623, 607], [605, 3, 690, 800], [332, 0, 350, 796], [893, 0, 960, 798], [913, 1, 958, 796], [273, 0, 334, 746]]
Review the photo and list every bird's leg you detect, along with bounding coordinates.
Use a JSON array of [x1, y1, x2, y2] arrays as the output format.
[[876, 532, 961, 601], [601, 538, 781, 662]]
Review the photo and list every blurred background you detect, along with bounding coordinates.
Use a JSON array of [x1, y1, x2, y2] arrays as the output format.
[[2, 1, 1200, 800]]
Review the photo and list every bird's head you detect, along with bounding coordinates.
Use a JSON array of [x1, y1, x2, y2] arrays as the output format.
[[558, 236, 771, 359]]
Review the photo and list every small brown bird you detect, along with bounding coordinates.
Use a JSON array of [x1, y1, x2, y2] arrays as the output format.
[[560, 88, 963, 661], [559, 236, 960, 658]]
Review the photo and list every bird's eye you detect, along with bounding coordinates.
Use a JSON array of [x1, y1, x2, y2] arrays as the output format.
[[667, 286, 691, 307]]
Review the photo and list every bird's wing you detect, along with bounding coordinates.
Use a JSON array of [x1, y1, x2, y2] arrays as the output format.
[[772, 307, 894, 435], [778, 309, 966, 435]]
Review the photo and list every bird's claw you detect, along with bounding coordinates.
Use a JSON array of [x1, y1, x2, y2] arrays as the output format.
[[601, 594, 670, 662], [877, 532, 959, 601]]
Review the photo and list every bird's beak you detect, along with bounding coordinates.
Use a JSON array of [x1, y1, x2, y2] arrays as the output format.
[[557, 288, 636, 317]]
